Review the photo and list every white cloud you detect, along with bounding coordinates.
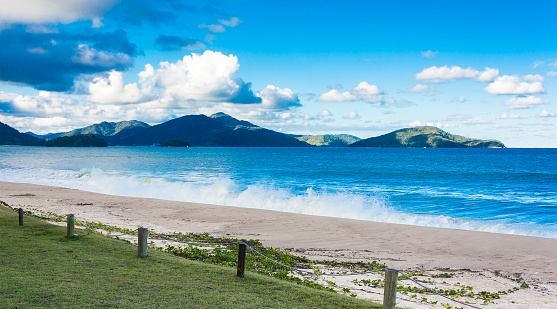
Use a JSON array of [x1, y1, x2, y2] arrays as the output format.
[[317, 109, 333, 117], [403, 120, 455, 128], [486, 76, 545, 95], [87, 71, 149, 104], [316, 89, 356, 102], [218, 17, 241, 27], [256, 85, 301, 110], [498, 113, 520, 119], [317, 81, 382, 103], [199, 24, 226, 33], [505, 96, 546, 109], [148, 50, 258, 104], [537, 109, 556, 117], [415, 66, 499, 83], [421, 50, 438, 58], [0, 0, 117, 27], [72, 44, 132, 67], [462, 117, 490, 125], [405, 83, 435, 95], [532, 60, 545, 68], [547, 71, 557, 77], [457, 95, 467, 102], [522, 74, 544, 82], [343, 111, 360, 119]]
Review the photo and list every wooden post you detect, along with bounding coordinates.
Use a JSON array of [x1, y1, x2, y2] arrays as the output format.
[[237, 243, 246, 277], [18, 208, 23, 226], [383, 269, 398, 309], [137, 227, 148, 257], [66, 214, 75, 238]]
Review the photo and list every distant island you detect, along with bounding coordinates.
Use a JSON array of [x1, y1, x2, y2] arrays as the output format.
[[350, 126, 505, 148], [162, 139, 190, 147], [1, 114, 505, 148], [45, 134, 108, 147]]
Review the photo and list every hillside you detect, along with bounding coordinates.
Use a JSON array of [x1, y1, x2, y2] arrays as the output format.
[[350, 126, 505, 148], [113, 113, 309, 147], [295, 134, 361, 147], [0, 122, 45, 146], [60, 120, 150, 144], [45, 134, 108, 147]]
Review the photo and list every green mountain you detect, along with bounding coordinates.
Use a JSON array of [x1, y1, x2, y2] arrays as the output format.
[[295, 134, 361, 146], [0, 122, 45, 146], [113, 113, 310, 147], [45, 134, 108, 147], [350, 126, 505, 148], [60, 120, 150, 140]]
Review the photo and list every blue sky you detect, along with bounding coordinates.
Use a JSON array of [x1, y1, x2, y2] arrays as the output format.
[[0, 0, 555, 147]]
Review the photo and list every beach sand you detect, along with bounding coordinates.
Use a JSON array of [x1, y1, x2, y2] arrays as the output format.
[[1, 181, 555, 308]]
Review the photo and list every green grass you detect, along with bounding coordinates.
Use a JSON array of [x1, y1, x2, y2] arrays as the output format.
[[0, 206, 381, 308]]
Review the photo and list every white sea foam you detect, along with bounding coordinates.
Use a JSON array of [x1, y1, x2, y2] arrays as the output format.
[[1, 167, 555, 239]]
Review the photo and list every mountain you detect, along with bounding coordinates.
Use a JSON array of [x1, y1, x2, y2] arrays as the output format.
[[0, 122, 45, 146], [45, 134, 108, 147], [295, 134, 361, 146], [349, 126, 505, 148], [60, 120, 151, 144], [25, 131, 64, 140], [112, 113, 310, 147]]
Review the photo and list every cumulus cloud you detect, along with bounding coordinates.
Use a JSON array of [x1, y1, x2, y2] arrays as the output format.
[[505, 96, 546, 109], [343, 111, 360, 119], [405, 84, 435, 95], [317, 82, 382, 103], [256, 85, 300, 110], [198, 24, 226, 33], [0, 0, 117, 28], [317, 109, 333, 117], [403, 120, 455, 128], [148, 50, 260, 104], [522, 74, 544, 82], [87, 70, 149, 104], [457, 95, 467, 102], [537, 109, 556, 117], [548, 71, 557, 77], [421, 50, 438, 58], [317, 89, 357, 102], [415, 65, 499, 83], [485, 76, 545, 95], [154, 35, 206, 51]]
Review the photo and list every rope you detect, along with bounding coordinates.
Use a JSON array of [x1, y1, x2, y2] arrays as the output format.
[[242, 242, 387, 276], [147, 230, 240, 246], [395, 269, 483, 309], [74, 218, 138, 237]]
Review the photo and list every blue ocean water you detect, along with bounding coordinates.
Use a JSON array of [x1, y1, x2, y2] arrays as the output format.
[[0, 146, 555, 238]]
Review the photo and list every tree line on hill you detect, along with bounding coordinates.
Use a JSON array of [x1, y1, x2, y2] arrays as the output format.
[[1, 112, 505, 148]]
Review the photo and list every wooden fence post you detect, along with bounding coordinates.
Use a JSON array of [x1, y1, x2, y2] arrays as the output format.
[[66, 214, 75, 238], [237, 243, 246, 277], [18, 208, 23, 226], [383, 269, 398, 309], [138, 227, 148, 257]]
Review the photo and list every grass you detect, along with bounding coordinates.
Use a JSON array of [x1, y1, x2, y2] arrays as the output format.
[[0, 205, 381, 308]]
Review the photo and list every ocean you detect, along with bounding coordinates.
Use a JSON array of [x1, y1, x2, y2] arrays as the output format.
[[0, 146, 555, 238]]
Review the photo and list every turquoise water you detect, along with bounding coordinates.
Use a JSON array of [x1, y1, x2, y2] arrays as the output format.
[[0, 146, 555, 238]]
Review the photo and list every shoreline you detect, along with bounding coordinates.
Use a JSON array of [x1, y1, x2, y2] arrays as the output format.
[[1, 180, 556, 308]]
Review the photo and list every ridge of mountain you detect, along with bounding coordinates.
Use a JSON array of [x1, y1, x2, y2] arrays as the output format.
[[0, 121, 45, 146], [350, 126, 505, 148], [295, 134, 361, 147], [112, 114, 310, 147]]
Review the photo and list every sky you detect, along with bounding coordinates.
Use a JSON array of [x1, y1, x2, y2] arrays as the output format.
[[0, 0, 556, 147]]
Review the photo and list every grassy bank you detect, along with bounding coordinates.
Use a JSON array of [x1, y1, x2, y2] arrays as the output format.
[[0, 206, 381, 308]]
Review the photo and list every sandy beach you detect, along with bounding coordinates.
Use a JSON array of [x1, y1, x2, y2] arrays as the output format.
[[1, 180, 555, 308]]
